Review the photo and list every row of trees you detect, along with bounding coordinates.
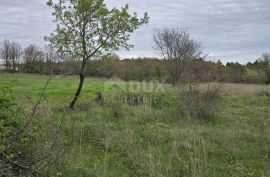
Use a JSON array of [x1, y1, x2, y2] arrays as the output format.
[[0, 41, 70, 74], [0, 39, 270, 84], [87, 55, 270, 84], [1, 39, 269, 84]]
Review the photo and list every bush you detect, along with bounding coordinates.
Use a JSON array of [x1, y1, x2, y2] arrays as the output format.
[[0, 86, 69, 176], [0, 88, 31, 176], [178, 83, 222, 119], [95, 92, 104, 105], [110, 101, 123, 118], [256, 90, 270, 97]]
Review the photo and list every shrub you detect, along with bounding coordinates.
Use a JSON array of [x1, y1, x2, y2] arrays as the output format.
[[256, 90, 270, 97], [0, 88, 31, 176], [95, 92, 104, 105], [108, 100, 123, 119], [0, 85, 70, 176], [178, 83, 222, 119]]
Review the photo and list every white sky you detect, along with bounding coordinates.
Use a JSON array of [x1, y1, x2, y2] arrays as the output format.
[[0, 0, 270, 64]]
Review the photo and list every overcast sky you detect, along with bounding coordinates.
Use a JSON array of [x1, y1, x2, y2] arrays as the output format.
[[0, 0, 269, 63]]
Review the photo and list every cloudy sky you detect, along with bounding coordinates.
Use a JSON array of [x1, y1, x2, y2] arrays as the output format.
[[0, 0, 269, 63]]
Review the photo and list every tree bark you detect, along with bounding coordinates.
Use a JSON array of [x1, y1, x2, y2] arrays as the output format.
[[69, 73, 85, 108]]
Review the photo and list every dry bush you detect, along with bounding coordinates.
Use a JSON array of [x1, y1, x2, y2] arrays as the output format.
[[256, 90, 270, 97], [109, 100, 123, 119], [222, 83, 270, 95], [94, 92, 104, 106], [178, 83, 222, 119], [103, 95, 123, 119]]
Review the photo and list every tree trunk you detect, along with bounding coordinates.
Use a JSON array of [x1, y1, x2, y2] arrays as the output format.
[[266, 69, 270, 85], [170, 73, 176, 86], [69, 73, 85, 108]]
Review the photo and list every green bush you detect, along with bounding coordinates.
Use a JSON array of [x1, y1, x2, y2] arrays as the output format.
[[0, 86, 69, 176], [0, 87, 42, 176], [0, 87, 29, 176]]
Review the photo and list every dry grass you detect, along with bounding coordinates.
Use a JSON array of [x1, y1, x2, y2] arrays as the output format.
[[1, 74, 270, 176], [222, 83, 270, 95]]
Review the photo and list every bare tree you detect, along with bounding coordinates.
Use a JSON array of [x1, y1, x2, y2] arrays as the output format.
[[0, 40, 21, 72], [153, 28, 204, 86], [24, 45, 34, 73], [24, 45, 47, 73], [44, 45, 56, 74], [35, 49, 45, 73], [1, 40, 11, 71], [9, 42, 21, 72]]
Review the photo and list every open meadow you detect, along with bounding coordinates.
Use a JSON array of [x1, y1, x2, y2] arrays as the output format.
[[1, 73, 270, 176], [1, 0, 270, 176]]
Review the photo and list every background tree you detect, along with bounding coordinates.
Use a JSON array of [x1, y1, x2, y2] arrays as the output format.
[[1, 40, 11, 71], [225, 62, 245, 83], [258, 52, 270, 84], [23, 45, 38, 73], [153, 28, 204, 86], [9, 42, 21, 72], [0, 40, 21, 72], [46, 0, 149, 108], [44, 45, 55, 74], [35, 48, 45, 73]]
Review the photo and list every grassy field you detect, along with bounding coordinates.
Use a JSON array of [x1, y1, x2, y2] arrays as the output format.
[[1, 73, 270, 177]]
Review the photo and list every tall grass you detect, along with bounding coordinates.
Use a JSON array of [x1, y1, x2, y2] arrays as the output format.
[[1, 74, 270, 176]]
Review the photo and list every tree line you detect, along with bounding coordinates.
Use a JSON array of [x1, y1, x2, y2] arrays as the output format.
[[0, 39, 269, 84]]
